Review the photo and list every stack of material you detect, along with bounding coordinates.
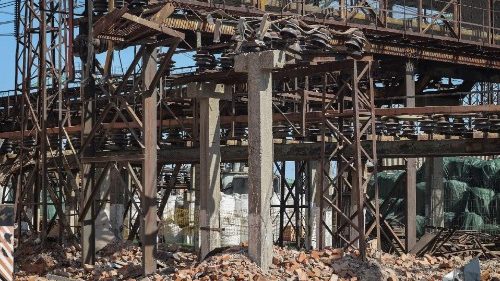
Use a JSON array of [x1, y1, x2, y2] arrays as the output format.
[[369, 157, 500, 236], [429, 230, 500, 259]]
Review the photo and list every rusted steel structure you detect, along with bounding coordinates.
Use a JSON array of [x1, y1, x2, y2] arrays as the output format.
[[2, 0, 500, 276]]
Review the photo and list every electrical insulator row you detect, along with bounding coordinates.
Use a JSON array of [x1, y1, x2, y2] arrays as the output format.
[[94, 0, 149, 14]]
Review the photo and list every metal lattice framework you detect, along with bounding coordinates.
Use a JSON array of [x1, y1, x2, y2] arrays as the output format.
[[12, 0, 75, 244], [2, 0, 500, 277], [318, 60, 378, 259]]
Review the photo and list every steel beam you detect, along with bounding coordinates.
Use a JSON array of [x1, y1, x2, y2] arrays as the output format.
[[3, 104, 500, 140], [75, 138, 500, 165]]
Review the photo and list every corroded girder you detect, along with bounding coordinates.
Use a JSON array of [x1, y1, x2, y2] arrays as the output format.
[[68, 138, 500, 163], [158, 0, 500, 69]]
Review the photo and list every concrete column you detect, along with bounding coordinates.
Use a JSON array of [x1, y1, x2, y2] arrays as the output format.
[[350, 164, 368, 249], [232, 163, 242, 172], [426, 157, 444, 228], [66, 173, 77, 235], [95, 169, 113, 252], [184, 189, 194, 245], [405, 59, 416, 108], [199, 97, 221, 259], [187, 83, 229, 260], [122, 170, 132, 239], [406, 159, 417, 250], [109, 167, 126, 240], [191, 164, 200, 253], [235, 50, 285, 270], [405, 60, 417, 251], [308, 161, 331, 249]]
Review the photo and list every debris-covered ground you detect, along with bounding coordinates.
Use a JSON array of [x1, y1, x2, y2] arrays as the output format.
[[14, 239, 500, 281]]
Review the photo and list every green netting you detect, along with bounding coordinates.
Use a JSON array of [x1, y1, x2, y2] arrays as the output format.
[[462, 211, 484, 230], [416, 215, 426, 238], [369, 157, 499, 234], [443, 180, 469, 213], [47, 196, 56, 221], [416, 165, 426, 183], [367, 171, 405, 201], [479, 159, 500, 188], [416, 182, 426, 216], [492, 170, 500, 193], [482, 224, 500, 235], [443, 157, 483, 185], [440, 157, 500, 189], [444, 212, 456, 228], [468, 187, 495, 216], [382, 198, 405, 221], [492, 194, 500, 223]]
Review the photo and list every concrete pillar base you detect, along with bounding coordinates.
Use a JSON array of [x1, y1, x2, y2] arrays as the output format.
[[188, 83, 228, 260], [235, 50, 285, 270]]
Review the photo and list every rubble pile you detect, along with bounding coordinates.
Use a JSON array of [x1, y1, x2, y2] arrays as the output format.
[[13, 240, 500, 281], [372, 251, 500, 281], [167, 247, 386, 281], [169, 246, 500, 281], [15, 239, 146, 281]]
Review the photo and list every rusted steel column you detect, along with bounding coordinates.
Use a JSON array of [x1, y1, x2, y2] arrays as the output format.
[[38, 0, 49, 247], [405, 60, 417, 252], [487, 0, 493, 44], [235, 50, 285, 270], [453, 0, 460, 39], [379, 0, 388, 27], [187, 83, 229, 260], [81, 0, 96, 266], [340, 0, 347, 20], [418, 0, 423, 32], [141, 46, 158, 276], [351, 61, 365, 259]]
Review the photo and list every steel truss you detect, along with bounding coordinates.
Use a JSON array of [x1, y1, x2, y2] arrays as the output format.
[[13, 0, 74, 245], [273, 161, 312, 249], [77, 0, 185, 273], [2, 0, 500, 277], [318, 59, 379, 259]]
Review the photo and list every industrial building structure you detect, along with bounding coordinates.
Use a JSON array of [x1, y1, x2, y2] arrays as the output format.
[[0, 0, 499, 278]]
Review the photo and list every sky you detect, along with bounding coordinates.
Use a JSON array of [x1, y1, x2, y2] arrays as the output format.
[[0, 0, 194, 93], [0, 1, 331, 180], [0, 0, 16, 92], [0, 0, 445, 92]]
